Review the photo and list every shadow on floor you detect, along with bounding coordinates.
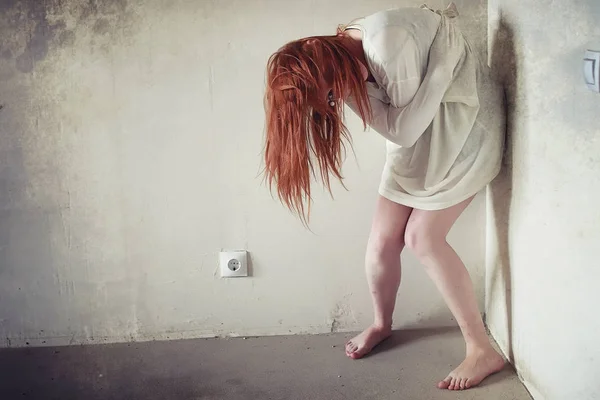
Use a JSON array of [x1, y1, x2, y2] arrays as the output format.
[[350, 327, 518, 389], [364, 326, 459, 358]]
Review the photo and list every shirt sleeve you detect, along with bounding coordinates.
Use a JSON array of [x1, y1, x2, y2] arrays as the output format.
[[363, 23, 451, 148], [366, 68, 451, 148]]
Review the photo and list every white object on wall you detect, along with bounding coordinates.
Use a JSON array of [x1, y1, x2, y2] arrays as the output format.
[[583, 50, 600, 92], [219, 250, 249, 278]]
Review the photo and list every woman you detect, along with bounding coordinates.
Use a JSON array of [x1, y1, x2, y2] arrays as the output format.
[[263, 3, 505, 391]]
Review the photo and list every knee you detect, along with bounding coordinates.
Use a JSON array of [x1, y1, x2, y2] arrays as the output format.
[[404, 221, 443, 260], [365, 233, 404, 268]]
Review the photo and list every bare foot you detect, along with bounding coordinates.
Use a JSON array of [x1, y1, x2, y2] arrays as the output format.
[[345, 325, 392, 359], [438, 347, 506, 390]]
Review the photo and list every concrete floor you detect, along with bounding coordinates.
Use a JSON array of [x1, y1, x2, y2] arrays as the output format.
[[0, 327, 531, 400]]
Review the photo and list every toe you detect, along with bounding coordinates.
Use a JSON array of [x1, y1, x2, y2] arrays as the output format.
[[465, 379, 472, 389], [345, 341, 356, 353], [345, 341, 363, 358], [349, 348, 365, 359], [448, 377, 457, 390], [437, 376, 451, 389], [459, 378, 466, 390], [453, 378, 461, 391]]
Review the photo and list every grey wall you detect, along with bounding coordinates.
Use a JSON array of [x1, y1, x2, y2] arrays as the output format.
[[486, 1, 600, 399], [0, 0, 488, 347]]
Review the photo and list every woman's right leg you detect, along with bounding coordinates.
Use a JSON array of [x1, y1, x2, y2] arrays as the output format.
[[345, 195, 413, 359]]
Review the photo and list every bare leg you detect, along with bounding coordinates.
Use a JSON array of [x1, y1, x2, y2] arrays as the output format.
[[345, 196, 412, 359], [405, 197, 505, 390]]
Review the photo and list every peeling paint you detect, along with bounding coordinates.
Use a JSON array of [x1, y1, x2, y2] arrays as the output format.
[[328, 301, 355, 333]]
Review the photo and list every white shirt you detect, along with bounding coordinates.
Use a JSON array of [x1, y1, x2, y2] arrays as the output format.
[[344, 5, 504, 210]]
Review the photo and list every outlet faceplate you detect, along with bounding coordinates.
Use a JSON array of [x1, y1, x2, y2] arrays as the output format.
[[219, 250, 248, 278], [584, 50, 600, 92]]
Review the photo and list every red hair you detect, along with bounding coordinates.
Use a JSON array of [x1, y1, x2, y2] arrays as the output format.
[[263, 31, 372, 224]]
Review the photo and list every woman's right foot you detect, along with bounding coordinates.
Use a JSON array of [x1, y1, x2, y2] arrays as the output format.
[[345, 325, 392, 359]]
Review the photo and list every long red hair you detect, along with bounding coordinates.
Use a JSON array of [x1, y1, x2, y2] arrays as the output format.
[[263, 30, 372, 224]]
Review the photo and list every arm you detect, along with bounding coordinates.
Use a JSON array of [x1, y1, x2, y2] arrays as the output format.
[[366, 68, 452, 147], [367, 16, 462, 148]]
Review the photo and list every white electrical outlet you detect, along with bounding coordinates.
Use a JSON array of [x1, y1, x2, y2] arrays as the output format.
[[584, 50, 600, 92], [219, 250, 248, 278]]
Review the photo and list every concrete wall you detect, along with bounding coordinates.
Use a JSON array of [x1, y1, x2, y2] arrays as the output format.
[[0, 0, 488, 347], [486, 1, 600, 399]]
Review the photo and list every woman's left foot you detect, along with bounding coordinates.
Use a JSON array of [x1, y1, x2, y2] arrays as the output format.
[[437, 348, 506, 390]]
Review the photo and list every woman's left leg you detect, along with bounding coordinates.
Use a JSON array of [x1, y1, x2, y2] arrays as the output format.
[[404, 196, 505, 390]]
